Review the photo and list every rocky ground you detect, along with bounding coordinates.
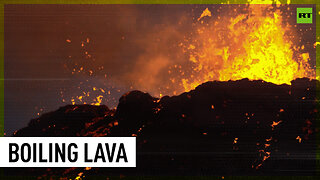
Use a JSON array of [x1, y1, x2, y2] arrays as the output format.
[[7, 78, 318, 177]]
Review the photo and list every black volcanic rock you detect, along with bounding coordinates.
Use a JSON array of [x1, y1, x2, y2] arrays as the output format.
[[112, 90, 158, 136], [9, 78, 318, 177], [14, 105, 114, 137]]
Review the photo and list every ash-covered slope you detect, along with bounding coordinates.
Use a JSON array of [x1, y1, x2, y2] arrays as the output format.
[[11, 78, 318, 176]]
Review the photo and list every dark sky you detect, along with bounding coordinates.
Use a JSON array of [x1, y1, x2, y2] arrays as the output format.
[[4, 4, 316, 136]]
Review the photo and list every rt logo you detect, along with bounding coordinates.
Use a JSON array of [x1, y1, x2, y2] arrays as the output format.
[[297, 8, 312, 24]]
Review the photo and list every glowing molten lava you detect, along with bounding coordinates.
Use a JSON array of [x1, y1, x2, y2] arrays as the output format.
[[181, 6, 314, 92]]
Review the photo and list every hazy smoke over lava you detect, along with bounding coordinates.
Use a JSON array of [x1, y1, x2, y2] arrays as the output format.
[[63, 3, 315, 105]]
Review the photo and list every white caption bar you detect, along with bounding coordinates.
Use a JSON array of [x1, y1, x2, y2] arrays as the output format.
[[0, 137, 136, 167]]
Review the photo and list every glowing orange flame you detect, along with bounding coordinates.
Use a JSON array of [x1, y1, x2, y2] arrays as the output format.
[[181, 5, 314, 92]]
